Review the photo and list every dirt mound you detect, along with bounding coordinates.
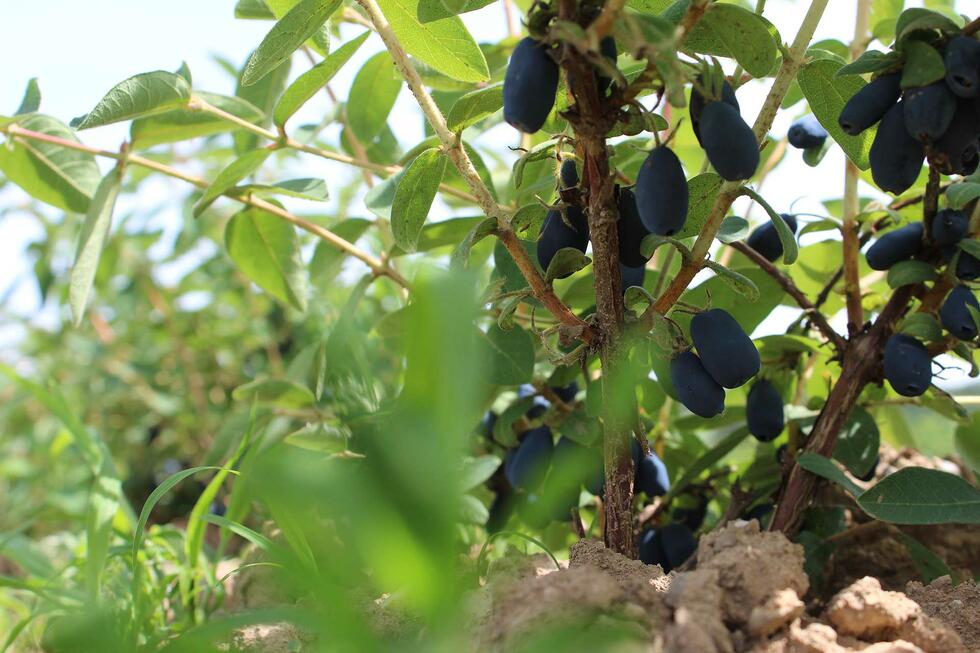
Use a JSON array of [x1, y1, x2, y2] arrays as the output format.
[[475, 523, 972, 653], [220, 522, 975, 653], [697, 520, 809, 625], [825, 576, 964, 653], [905, 576, 980, 651], [475, 541, 666, 651]]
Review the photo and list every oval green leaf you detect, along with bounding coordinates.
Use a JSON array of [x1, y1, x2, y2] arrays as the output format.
[[375, 0, 489, 83], [857, 467, 980, 524], [69, 166, 123, 326], [484, 324, 534, 385], [241, 0, 342, 86], [391, 147, 447, 252], [446, 83, 504, 133], [273, 31, 370, 127], [225, 207, 308, 311], [74, 71, 191, 129], [348, 51, 403, 143], [798, 55, 874, 170], [130, 92, 264, 148], [887, 260, 937, 288], [194, 149, 272, 217], [0, 114, 100, 213]]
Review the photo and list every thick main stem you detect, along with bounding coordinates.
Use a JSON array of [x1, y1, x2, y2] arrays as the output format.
[[769, 286, 913, 532], [560, 0, 635, 554]]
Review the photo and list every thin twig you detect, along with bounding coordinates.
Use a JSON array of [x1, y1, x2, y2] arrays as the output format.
[[729, 241, 846, 351], [353, 0, 595, 344], [840, 0, 871, 332], [3, 124, 408, 287]]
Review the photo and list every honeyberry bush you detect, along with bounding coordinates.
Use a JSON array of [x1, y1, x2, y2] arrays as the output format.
[[1, 0, 980, 649]]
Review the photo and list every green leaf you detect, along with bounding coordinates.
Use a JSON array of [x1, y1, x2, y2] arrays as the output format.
[[446, 83, 503, 132], [0, 364, 104, 473], [348, 51, 403, 143], [241, 0, 342, 86], [364, 170, 403, 219], [416, 0, 496, 22], [264, 0, 332, 55], [676, 173, 723, 239], [176, 61, 193, 85], [834, 407, 880, 478], [391, 148, 447, 252], [798, 55, 875, 170], [225, 207, 308, 311], [857, 467, 980, 524], [484, 324, 534, 385], [273, 31, 370, 127], [236, 56, 291, 154], [955, 415, 980, 475], [392, 215, 486, 255], [461, 455, 501, 491], [69, 167, 123, 327], [946, 182, 980, 210], [741, 187, 799, 264], [202, 514, 278, 552], [460, 493, 489, 524], [374, 0, 490, 83], [231, 378, 316, 407], [130, 92, 265, 148], [512, 137, 560, 189], [545, 247, 590, 282], [73, 72, 191, 129], [194, 149, 272, 217], [451, 216, 497, 268], [682, 3, 778, 78], [895, 8, 961, 41], [0, 114, 100, 213], [900, 40, 946, 88], [802, 137, 832, 167], [959, 238, 980, 260], [239, 177, 328, 201], [85, 475, 123, 601], [797, 452, 863, 497], [887, 260, 937, 287], [131, 466, 225, 605], [626, 0, 672, 13], [716, 215, 749, 244], [235, 0, 276, 19], [310, 218, 373, 280], [900, 312, 944, 342], [837, 49, 903, 76], [186, 425, 253, 578], [15, 78, 40, 115], [897, 533, 954, 584], [870, 0, 903, 40], [703, 261, 760, 301]]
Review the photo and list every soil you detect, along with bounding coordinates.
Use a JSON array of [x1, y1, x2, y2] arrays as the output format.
[[225, 518, 980, 653]]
